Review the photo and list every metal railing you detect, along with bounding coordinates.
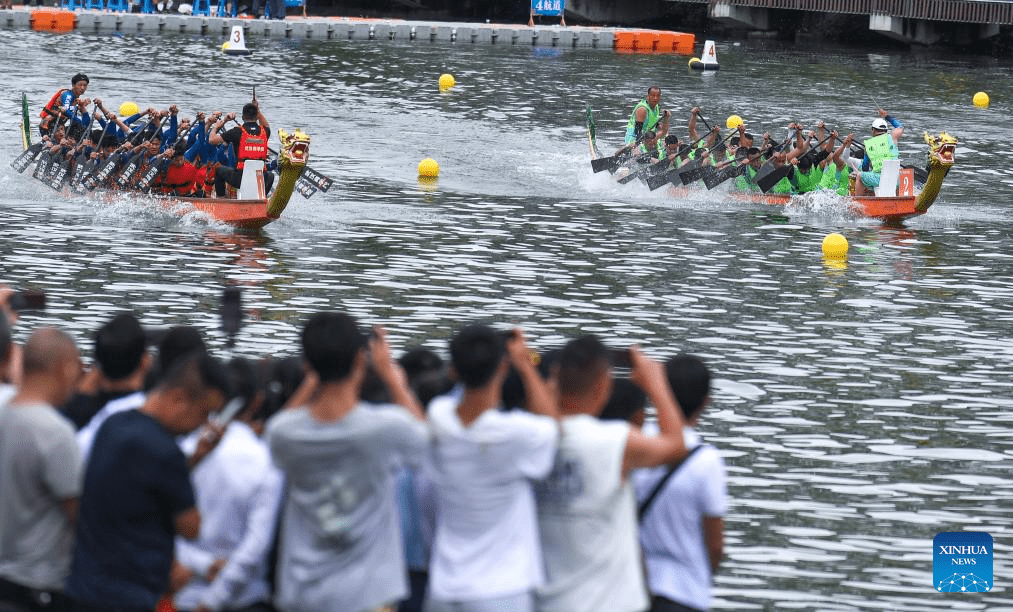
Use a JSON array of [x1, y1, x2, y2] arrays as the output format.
[[692, 0, 1013, 24]]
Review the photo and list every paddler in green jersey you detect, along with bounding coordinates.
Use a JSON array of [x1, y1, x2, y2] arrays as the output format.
[[789, 122, 826, 194], [624, 86, 670, 145], [636, 130, 666, 161], [817, 132, 854, 196], [734, 146, 763, 192], [687, 107, 719, 159], [847, 108, 903, 191]]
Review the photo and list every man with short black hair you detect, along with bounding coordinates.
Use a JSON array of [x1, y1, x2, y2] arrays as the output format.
[[535, 334, 686, 612], [267, 312, 426, 612], [66, 352, 228, 612], [0, 327, 83, 612], [426, 324, 558, 612], [39, 74, 90, 137], [634, 354, 726, 612], [63, 312, 151, 431], [209, 101, 273, 197]]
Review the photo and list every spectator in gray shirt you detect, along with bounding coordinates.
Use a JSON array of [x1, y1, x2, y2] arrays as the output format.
[[0, 327, 83, 612]]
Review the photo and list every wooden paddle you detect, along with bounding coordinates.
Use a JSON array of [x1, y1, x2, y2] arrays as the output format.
[[71, 111, 115, 189], [676, 130, 737, 186], [703, 160, 748, 189], [590, 108, 669, 174], [11, 142, 45, 173], [754, 130, 836, 193], [644, 129, 725, 191]]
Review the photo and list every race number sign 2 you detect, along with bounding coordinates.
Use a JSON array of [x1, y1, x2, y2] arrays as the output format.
[[531, 0, 564, 16]]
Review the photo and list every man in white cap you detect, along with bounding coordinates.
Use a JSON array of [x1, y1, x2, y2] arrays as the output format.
[[848, 108, 903, 193]]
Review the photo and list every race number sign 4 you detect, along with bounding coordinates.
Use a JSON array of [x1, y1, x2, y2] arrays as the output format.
[[532, 0, 563, 16]]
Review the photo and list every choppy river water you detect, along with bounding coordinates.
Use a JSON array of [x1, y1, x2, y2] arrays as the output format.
[[2, 27, 1013, 610]]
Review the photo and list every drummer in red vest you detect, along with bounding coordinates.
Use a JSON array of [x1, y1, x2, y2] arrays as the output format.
[[208, 100, 272, 198], [39, 73, 90, 137]]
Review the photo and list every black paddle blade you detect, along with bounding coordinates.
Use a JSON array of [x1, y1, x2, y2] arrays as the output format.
[[295, 176, 318, 199], [591, 155, 619, 173], [136, 159, 165, 191], [43, 154, 63, 182], [301, 166, 332, 192], [33, 152, 52, 179], [757, 165, 793, 193], [679, 165, 709, 185], [11, 142, 44, 173], [116, 155, 143, 187], [647, 170, 673, 191], [704, 164, 745, 190], [84, 153, 121, 190], [48, 161, 71, 191]]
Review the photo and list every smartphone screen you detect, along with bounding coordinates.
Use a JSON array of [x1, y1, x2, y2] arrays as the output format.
[[609, 348, 632, 369], [9, 290, 46, 312], [220, 286, 242, 337]]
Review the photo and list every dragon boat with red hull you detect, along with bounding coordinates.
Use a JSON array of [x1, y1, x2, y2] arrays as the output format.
[[14, 93, 315, 230], [585, 107, 957, 224]]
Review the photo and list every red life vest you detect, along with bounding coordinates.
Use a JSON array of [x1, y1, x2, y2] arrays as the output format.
[[237, 125, 268, 169], [39, 88, 71, 130]]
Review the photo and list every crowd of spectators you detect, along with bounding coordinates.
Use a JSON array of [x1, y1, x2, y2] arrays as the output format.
[[0, 287, 727, 612]]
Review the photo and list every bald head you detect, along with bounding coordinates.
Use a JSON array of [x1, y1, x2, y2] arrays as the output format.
[[19, 327, 81, 407], [22, 327, 78, 375]]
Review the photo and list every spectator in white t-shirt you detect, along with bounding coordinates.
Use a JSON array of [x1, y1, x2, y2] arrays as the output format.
[[535, 335, 687, 612], [267, 312, 427, 612], [426, 325, 558, 612], [634, 354, 726, 612]]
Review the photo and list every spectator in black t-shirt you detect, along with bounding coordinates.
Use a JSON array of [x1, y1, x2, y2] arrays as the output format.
[[65, 353, 228, 612], [61, 312, 151, 430]]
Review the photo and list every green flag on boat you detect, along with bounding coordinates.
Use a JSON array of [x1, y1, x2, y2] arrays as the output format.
[[21, 92, 32, 150]]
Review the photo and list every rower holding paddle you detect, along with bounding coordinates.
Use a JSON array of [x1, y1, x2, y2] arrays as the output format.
[[621, 86, 670, 152], [39, 73, 90, 137], [208, 100, 273, 198], [847, 108, 903, 195]]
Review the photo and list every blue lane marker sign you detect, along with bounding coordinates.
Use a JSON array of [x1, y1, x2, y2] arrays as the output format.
[[934, 532, 992, 592], [531, 0, 563, 16]]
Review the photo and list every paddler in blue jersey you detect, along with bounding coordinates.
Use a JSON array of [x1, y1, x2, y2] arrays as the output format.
[[39, 73, 91, 137], [848, 108, 903, 193], [623, 86, 670, 146]]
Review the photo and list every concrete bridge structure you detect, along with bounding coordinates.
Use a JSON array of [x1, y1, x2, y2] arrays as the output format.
[[670, 0, 1013, 45]]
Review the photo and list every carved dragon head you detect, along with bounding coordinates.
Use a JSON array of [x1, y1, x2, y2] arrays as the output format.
[[277, 129, 311, 167], [923, 131, 956, 168]]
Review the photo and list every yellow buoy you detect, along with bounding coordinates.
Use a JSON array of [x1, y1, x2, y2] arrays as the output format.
[[418, 157, 440, 178], [687, 57, 700, 67], [726, 114, 743, 129], [221, 42, 229, 51], [822, 233, 849, 258], [439, 73, 456, 92], [118, 101, 139, 117], [973, 91, 989, 109]]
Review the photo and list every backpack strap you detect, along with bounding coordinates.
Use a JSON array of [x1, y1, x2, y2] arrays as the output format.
[[637, 445, 705, 522]]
